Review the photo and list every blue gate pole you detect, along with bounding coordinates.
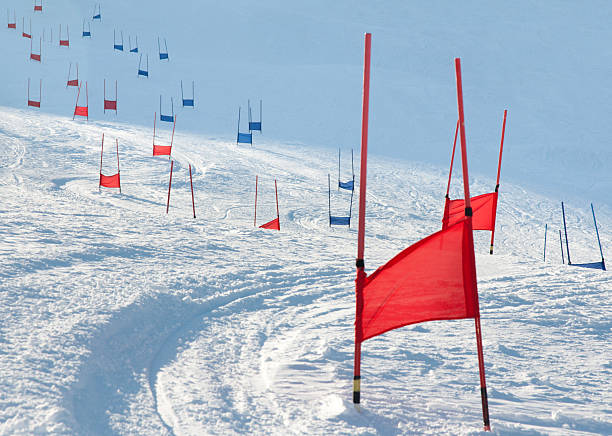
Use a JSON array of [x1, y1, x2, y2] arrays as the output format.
[[543, 223, 547, 262], [591, 203, 606, 270], [559, 230, 564, 264], [561, 202, 571, 265]]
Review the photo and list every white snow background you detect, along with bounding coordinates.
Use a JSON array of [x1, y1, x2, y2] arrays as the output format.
[[0, 0, 610, 435]]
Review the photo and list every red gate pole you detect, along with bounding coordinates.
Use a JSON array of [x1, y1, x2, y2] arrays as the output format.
[[103, 79, 106, 113], [99, 133, 104, 192], [153, 112, 156, 153], [169, 116, 177, 160], [455, 57, 491, 432], [39, 79, 41, 106], [73, 82, 81, 120], [27, 77, 30, 105], [254, 175, 258, 226], [85, 81, 89, 120], [166, 160, 174, 214], [115, 80, 118, 115], [116, 138, 121, 194], [489, 109, 507, 254], [274, 179, 279, 231], [189, 164, 195, 218], [353, 31, 371, 405]]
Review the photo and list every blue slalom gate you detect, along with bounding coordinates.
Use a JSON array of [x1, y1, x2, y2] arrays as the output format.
[[181, 81, 194, 107], [160, 96, 175, 122], [129, 35, 138, 53], [92, 4, 101, 20], [82, 20, 91, 38], [158, 37, 169, 60], [248, 99, 262, 132], [138, 54, 149, 77], [561, 202, 606, 271], [114, 30, 124, 51], [338, 148, 355, 191], [328, 174, 353, 227], [237, 107, 252, 145]]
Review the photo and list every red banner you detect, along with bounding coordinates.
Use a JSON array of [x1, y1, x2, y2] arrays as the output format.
[[100, 173, 120, 188], [259, 217, 280, 231], [443, 192, 497, 231], [358, 218, 478, 342]]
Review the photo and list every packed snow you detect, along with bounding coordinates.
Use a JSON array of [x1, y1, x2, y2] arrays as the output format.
[[1, 1, 610, 435]]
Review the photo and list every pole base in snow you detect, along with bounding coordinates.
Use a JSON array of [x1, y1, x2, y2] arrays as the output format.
[[353, 376, 361, 403], [489, 245, 494, 255], [484, 424, 491, 431]]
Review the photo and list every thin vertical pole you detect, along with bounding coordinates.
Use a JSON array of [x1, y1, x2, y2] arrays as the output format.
[[170, 116, 177, 148], [181, 80, 184, 102], [559, 230, 565, 264], [27, 77, 30, 103], [237, 107, 241, 141], [562, 202, 571, 265], [85, 82, 89, 120], [328, 174, 331, 226], [67, 62, 71, 88], [591, 203, 605, 270], [73, 82, 81, 120], [116, 139, 121, 194], [351, 148, 354, 180], [543, 223, 547, 262], [445, 119, 460, 198], [99, 133, 104, 192], [166, 160, 174, 214], [104, 79, 106, 113], [338, 148, 341, 190], [490, 109, 508, 255], [274, 179, 280, 230], [354, 31, 371, 406], [115, 80, 118, 114], [455, 57, 490, 432], [153, 112, 156, 148], [254, 175, 258, 226], [193, 82, 195, 108], [248, 99, 252, 125], [39, 79, 41, 104], [189, 164, 196, 218]]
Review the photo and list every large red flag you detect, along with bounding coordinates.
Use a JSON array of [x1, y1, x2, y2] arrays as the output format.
[[358, 218, 478, 342]]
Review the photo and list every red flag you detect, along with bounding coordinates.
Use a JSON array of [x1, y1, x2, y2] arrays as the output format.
[[358, 218, 478, 342], [443, 192, 498, 231], [259, 217, 280, 231], [99, 173, 120, 188]]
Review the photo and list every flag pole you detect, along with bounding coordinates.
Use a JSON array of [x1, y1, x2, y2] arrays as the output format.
[[443, 119, 459, 229], [490, 109, 507, 254], [254, 175, 258, 227], [190, 164, 196, 218], [455, 57, 491, 432], [274, 179, 280, 231], [562, 202, 571, 265], [166, 160, 173, 214], [354, 31, 371, 405], [543, 223, 547, 262]]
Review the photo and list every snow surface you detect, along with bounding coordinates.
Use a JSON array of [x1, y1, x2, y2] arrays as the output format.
[[1, 1, 611, 435]]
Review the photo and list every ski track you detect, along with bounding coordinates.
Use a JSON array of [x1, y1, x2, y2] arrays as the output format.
[[0, 108, 610, 435]]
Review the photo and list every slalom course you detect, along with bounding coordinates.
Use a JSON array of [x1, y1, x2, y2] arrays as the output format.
[[351, 35, 491, 431], [59, 24, 69, 47], [237, 107, 252, 145], [158, 37, 169, 60], [248, 99, 262, 132], [181, 81, 194, 107], [254, 176, 280, 230], [66, 62, 78, 87], [561, 202, 606, 270], [22, 18, 32, 39], [442, 110, 508, 254], [113, 30, 124, 51], [152, 112, 176, 157], [29, 37, 41, 62], [73, 81, 89, 120], [165, 161, 197, 217], [27, 78, 41, 108], [98, 134, 121, 193], [137, 54, 149, 77], [104, 79, 118, 114]]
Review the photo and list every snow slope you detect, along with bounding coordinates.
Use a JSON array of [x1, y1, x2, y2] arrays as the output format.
[[0, 107, 610, 435], [1, 1, 611, 435]]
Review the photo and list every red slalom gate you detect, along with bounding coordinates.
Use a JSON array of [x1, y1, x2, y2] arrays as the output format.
[[165, 162, 197, 217], [27, 78, 41, 108], [73, 81, 89, 120], [351, 34, 491, 431], [67, 62, 79, 87], [254, 176, 280, 230], [152, 113, 176, 157], [99, 133, 121, 192], [104, 79, 118, 114], [30, 37, 41, 62]]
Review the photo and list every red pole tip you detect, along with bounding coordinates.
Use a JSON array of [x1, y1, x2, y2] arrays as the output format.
[[484, 425, 491, 431]]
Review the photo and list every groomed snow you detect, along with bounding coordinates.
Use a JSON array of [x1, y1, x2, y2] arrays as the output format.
[[1, 1, 611, 435]]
